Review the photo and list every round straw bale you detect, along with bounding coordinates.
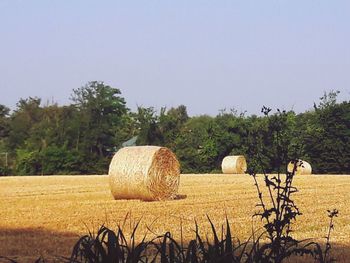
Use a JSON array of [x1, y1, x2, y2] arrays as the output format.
[[109, 146, 180, 201], [287, 159, 312, 175], [221, 155, 247, 174]]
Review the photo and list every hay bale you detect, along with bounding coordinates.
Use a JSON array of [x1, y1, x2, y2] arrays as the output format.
[[221, 155, 247, 174], [109, 146, 180, 201], [287, 159, 312, 175]]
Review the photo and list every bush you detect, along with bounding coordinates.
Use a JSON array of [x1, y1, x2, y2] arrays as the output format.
[[15, 146, 100, 175], [15, 149, 42, 175], [0, 165, 9, 176]]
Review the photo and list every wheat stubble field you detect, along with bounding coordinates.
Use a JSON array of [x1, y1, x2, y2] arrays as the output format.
[[1, 174, 350, 262]]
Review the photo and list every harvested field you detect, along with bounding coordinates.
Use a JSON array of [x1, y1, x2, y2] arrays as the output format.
[[1, 174, 350, 262]]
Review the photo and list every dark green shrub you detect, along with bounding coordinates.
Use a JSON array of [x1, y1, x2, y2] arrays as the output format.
[[15, 149, 42, 175]]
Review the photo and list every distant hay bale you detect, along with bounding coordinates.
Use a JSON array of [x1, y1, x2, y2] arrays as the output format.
[[287, 159, 312, 175], [221, 155, 247, 174], [109, 146, 180, 201]]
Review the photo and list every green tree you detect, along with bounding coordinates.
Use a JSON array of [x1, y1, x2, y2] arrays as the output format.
[[135, 106, 163, 146], [71, 81, 128, 173], [245, 108, 300, 173], [71, 81, 128, 155], [0, 104, 10, 138], [314, 90, 340, 110], [174, 115, 217, 173], [8, 97, 42, 150], [39, 146, 82, 175], [15, 149, 41, 175], [214, 109, 249, 167], [303, 100, 350, 173], [158, 105, 189, 149], [135, 105, 189, 148], [0, 104, 10, 174]]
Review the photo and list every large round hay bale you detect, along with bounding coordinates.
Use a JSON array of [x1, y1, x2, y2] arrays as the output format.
[[109, 146, 180, 201], [221, 155, 247, 174], [287, 159, 312, 175]]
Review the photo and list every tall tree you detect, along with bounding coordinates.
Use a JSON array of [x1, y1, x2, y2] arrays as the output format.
[[8, 97, 42, 150], [0, 104, 10, 139], [158, 105, 189, 149], [71, 81, 128, 159], [174, 115, 217, 173], [0, 104, 10, 174], [135, 106, 163, 146], [303, 100, 350, 173]]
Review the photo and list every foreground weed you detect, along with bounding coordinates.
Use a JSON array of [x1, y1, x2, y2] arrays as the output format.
[[69, 217, 250, 263], [246, 107, 338, 262], [68, 209, 337, 263], [69, 222, 155, 263]]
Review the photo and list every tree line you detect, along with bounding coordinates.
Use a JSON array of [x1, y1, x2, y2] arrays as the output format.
[[0, 81, 349, 175]]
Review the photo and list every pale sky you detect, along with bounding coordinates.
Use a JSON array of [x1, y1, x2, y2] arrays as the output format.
[[1, 0, 349, 116]]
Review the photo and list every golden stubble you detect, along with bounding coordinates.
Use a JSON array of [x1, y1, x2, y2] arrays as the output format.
[[1, 174, 349, 262]]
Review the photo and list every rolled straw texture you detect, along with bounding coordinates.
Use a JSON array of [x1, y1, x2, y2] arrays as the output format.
[[221, 155, 247, 174], [287, 159, 312, 175], [109, 146, 180, 201]]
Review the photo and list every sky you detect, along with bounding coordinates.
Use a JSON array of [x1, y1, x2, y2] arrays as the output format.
[[0, 0, 349, 116]]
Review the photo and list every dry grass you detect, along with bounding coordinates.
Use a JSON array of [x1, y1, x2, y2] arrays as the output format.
[[1, 174, 350, 262]]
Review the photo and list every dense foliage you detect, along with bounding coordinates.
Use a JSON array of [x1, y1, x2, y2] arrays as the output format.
[[0, 84, 349, 175]]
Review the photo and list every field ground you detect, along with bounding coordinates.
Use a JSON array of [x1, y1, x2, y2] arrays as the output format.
[[1, 174, 350, 262]]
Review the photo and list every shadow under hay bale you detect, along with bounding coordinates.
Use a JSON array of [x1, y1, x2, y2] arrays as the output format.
[[221, 155, 247, 174], [109, 146, 180, 201]]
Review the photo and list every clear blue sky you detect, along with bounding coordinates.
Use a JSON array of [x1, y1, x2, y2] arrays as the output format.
[[1, 0, 349, 116]]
